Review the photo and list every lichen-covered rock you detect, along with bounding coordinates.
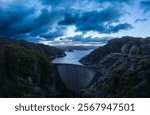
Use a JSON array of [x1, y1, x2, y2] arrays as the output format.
[[121, 41, 134, 54], [129, 45, 140, 56]]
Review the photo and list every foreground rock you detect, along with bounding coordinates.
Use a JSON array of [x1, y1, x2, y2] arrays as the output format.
[[0, 38, 70, 97], [80, 36, 150, 97]]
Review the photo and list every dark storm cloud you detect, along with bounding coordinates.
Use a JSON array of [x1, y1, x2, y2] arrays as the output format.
[[0, 5, 35, 37], [0, 0, 134, 42], [29, 9, 63, 37], [108, 23, 133, 33], [140, 1, 150, 13], [0, 3, 63, 39], [40, 0, 132, 6], [134, 18, 147, 23], [40, 27, 66, 40], [66, 35, 112, 43], [39, 0, 70, 6], [95, 0, 132, 4], [40, 34, 61, 39], [58, 7, 132, 33]]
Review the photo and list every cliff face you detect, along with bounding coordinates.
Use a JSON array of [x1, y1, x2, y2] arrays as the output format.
[[80, 36, 150, 97], [0, 38, 67, 97]]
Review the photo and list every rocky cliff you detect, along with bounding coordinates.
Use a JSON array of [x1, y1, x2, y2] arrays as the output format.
[[80, 36, 142, 65], [0, 38, 68, 97], [80, 36, 150, 97]]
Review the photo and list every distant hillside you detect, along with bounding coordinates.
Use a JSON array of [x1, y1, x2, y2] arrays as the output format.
[[80, 36, 150, 97], [0, 38, 69, 97], [56, 45, 98, 52], [0, 38, 66, 59]]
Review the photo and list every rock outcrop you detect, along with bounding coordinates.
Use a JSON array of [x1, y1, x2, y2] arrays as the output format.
[[80, 36, 142, 65], [80, 36, 150, 97]]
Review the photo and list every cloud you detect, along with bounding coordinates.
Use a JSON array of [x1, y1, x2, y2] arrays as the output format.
[[66, 35, 112, 43], [39, 26, 66, 40], [40, 0, 132, 6], [0, 4, 35, 37], [108, 23, 133, 33], [39, 0, 71, 6], [58, 7, 132, 34], [140, 1, 150, 13], [0, 2, 63, 39], [0, 0, 140, 43], [96, 0, 132, 4], [134, 18, 147, 23]]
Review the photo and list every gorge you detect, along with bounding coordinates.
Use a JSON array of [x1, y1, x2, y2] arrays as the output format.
[[1, 36, 150, 98]]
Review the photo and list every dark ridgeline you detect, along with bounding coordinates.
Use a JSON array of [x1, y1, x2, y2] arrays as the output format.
[[80, 36, 150, 98]]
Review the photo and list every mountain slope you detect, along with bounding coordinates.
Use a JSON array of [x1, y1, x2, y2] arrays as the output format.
[[80, 36, 150, 97], [0, 38, 67, 97], [80, 36, 142, 65]]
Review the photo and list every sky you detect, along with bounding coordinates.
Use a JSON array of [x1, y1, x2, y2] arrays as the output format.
[[0, 0, 150, 45]]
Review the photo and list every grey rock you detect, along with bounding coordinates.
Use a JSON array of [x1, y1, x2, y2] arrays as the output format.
[[129, 45, 140, 56]]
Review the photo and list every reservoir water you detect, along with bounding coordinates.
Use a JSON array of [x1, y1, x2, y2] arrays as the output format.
[[52, 49, 99, 92], [52, 50, 93, 65]]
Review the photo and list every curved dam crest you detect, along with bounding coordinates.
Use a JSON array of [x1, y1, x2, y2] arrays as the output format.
[[54, 63, 100, 92]]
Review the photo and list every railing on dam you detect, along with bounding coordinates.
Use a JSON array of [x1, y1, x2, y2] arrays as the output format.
[[54, 63, 101, 92]]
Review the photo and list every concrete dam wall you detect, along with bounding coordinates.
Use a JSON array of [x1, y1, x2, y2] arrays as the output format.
[[54, 64, 99, 92]]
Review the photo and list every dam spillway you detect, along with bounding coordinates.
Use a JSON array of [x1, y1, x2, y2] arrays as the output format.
[[54, 63, 99, 92]]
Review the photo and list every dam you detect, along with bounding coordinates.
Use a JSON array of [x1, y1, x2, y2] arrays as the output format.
[[54, 63, 100, 92]]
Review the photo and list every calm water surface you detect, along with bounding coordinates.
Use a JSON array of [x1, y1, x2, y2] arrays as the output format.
[[52, 50, 93, 65]]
